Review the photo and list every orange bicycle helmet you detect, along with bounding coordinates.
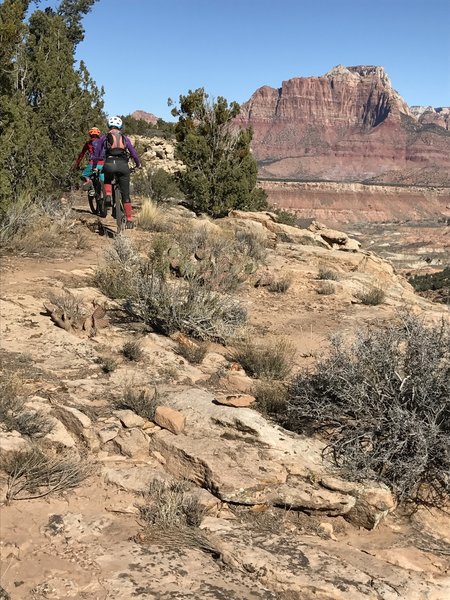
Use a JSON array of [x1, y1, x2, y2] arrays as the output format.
[[88, 127, 101, 137]]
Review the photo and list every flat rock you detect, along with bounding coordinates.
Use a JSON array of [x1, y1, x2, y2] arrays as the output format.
[[103, 464, 170, 493], [114, 428, 150, 458], [114, 409, 145, 429], [216, 394, 256, 407], [0, 431, 29, 456]]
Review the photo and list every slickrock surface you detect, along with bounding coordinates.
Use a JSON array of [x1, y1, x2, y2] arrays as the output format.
[[1, 201, 449, 599]]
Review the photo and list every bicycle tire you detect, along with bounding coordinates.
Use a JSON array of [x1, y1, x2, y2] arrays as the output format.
[[88, 177, 101, 215], [88, 191, 97, 215], [97, 176, 107, 218]]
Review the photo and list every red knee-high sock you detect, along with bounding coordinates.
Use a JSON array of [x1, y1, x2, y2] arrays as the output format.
[[124, 202, 133, 221], [104, 183, 112, 196]]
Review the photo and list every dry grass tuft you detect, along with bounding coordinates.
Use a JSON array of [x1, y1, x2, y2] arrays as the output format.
[[233, 338, 295, 380], [253, 379, 288, 416], [0, 195, 80, 256], [139, 480, 205, 529], [114, 384, 159, 420], [318, 267, 340, 281], [0, 372, 53, 438], [1, 447, 91, 503], [98, 356, 117, 373], [138, 199, 168, 232], [176, 338, 208, 364], [317, 281, 335, 295], [357, 287, 386, 305], [267, 275, 292, 293], [121, 339, 144, 362]]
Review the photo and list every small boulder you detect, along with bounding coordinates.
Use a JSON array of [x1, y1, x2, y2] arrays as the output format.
[[52, 406, 91, 438], [154, 406, 186, 435], [216, 394, 256, 408], [114, 409, 145, 429]]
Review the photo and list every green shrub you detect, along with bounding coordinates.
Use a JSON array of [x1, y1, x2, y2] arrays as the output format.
[[171, 88, 268, 217], [273, 208, 298, 226], [133, 168, 182, 203]]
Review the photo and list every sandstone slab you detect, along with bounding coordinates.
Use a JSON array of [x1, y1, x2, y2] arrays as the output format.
[[154, 406, 186, 435]]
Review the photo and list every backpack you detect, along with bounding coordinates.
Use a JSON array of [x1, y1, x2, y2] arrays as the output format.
[[106, 130, 129, 158]]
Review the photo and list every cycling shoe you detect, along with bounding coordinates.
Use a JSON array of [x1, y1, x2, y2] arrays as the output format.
[[125, 220, 135, 230]]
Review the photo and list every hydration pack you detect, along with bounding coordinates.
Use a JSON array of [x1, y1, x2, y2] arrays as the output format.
[[106, 130, 128, 158]]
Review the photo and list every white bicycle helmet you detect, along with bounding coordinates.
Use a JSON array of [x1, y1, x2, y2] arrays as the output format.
[[107, 116, 123, 129]]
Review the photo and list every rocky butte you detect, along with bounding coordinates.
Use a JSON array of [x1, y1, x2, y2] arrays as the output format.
[[237, 65, 450, 223], [131, 109, 159, 124]]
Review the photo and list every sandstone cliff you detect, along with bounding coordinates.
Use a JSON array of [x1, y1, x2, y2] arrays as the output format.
[[131, 109, 159, 124], [237, 65, 450, 186]]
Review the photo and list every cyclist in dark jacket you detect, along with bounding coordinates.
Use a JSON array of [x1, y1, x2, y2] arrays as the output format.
[[92, 116, 141, 228], [75, 127, 104, 190]]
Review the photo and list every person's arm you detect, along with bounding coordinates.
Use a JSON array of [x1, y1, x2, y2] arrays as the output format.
[[92, 135, 106, 169], [75, 142, 89, 168], [125, 137, 141, 167]]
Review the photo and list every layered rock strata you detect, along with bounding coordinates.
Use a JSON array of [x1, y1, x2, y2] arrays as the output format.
[[237, 65, 450, 186]]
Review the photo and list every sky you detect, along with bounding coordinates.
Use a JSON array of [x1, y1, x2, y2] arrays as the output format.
[[65, 0, 450, 120]]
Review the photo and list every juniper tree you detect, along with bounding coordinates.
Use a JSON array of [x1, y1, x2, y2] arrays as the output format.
[[0, 0, 103, 210], [170, 88, 267, 217]]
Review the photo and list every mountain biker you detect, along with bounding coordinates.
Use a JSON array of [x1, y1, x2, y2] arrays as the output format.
[[92, 116, 141, 228], [74, 127, 104, 192]]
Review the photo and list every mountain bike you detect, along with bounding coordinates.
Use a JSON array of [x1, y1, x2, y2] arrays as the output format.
[[87, 169, 103, 215], [97, 167, 136, 233]]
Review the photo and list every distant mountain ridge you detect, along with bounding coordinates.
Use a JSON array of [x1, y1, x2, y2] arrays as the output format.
[[131, 110, 159, 124], [237, 65, 450, 186]]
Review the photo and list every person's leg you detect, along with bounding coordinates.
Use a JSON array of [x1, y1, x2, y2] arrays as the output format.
[[116, 160, 133, 223], [81, 164, 93, 189], [100, 159, 115, 217], [102, 160, 114, 199]]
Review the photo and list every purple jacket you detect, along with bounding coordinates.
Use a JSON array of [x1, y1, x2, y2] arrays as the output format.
[[93, 131, 141, 167]]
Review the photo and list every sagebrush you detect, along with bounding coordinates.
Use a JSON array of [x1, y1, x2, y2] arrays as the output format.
[[283, 313, 450, 506], [1, 447, 91, 503]]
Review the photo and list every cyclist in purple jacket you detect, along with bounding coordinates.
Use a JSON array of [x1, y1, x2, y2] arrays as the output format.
[[92, 116, 141, 227]]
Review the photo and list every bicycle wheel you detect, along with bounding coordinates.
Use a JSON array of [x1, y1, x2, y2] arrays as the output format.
[[97, 181, 107, 218], [88, 175, 101, 215], [115, 187, 126, 233]]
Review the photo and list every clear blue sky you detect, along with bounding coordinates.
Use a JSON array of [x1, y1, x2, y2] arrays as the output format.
[[68, 0, 449, 120]]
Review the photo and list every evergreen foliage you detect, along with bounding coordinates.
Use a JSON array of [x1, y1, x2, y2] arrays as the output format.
[[0, 0, 104, 212], [121, 114, 175, 139], [170, 88, 268, 217]]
